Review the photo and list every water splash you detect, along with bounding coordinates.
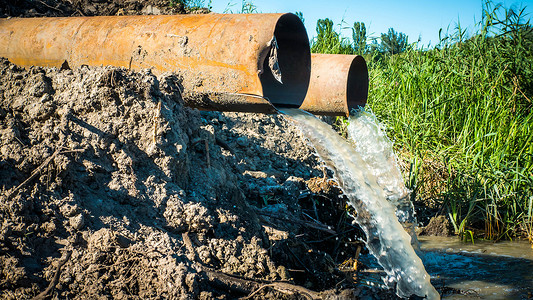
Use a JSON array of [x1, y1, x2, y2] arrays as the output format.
[[281, 108, 439, 299], [346, 108, 418, 248]]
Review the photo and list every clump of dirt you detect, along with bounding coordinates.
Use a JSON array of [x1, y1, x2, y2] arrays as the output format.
[[419, 215, 453, 237], [0, 58, 396, 298]]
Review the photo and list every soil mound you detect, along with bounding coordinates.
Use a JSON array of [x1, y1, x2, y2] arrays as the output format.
[[0, 59, 384, 298], [0, 1, 398, 297]]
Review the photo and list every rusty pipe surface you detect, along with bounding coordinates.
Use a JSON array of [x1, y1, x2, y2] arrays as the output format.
[[299, 54, 368, 117], [0, 14, 311, 113]]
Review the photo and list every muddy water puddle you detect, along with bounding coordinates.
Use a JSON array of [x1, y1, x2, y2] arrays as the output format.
[[357, 236, 532, 299], [419, 236, 533, 299]]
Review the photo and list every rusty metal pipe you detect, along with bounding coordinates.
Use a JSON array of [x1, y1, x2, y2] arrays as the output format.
[[299, 54, 369, 117], [0, 14, 311, 113]]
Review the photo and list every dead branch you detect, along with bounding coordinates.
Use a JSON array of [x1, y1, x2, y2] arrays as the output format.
[[153, 100, 161, 144], [33, 250, 72, 300], [6, 147, 84, 200], [241, 282, 320, 300], [37, 0, 64, 13], [203, 265, 321, 299], [285, 243, 312, 275], [215, 137, 235, 155], [359, 269, 386, 274], [254, 208, 336, 235], [203, 268, 260, 295], [204, 139, 210, 168], [6, 147, 62, 200], [59, 149, 85, 155]]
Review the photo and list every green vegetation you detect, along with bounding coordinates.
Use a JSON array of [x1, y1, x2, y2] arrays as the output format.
[[351, 22, 367, 54], [311, 2, 533, 242], [220, 0, 258, 13], [379, 28, 408, 55], [168, 0, 212, 11], [310, 18, 354, 54], [308, 16, 409, 56]]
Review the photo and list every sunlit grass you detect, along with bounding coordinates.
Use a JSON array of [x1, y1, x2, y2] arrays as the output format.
[[313, 2, 533, 241]]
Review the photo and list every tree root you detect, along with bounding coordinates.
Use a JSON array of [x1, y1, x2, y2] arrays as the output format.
[[182, 232, 322, 299], [32, 250, 72, 300]]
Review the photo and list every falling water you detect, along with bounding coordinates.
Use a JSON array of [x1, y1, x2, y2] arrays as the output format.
[[346, 108, 419, 248], [281, 108, 439, 299]]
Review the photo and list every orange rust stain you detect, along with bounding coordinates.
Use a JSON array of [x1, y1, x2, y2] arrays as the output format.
[[9, 58, 64, 68], [1, 15, 279, 99], [76, 55, 255, 78], [169, 57, 254, 77]]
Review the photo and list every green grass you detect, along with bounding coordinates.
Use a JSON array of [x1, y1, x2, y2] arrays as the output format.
[[168, 0, 212, 11], [312, 2, 533, 242]]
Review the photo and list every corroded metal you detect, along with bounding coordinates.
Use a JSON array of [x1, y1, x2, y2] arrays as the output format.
[[0, 14, 311, 113], [299, 54, 368, 117]]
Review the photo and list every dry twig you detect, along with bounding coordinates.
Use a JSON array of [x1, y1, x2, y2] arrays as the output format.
[[6, 147, 62, 200], [241, 282, 320, 300], [6, 147, 84, 200], [33, 250, 72, 300], [37, 0, 63, 13], [204, 139, 210, 168], [153, 100, 161, 144], [255, 208, 336, 235], [215, 137, 235, 155]]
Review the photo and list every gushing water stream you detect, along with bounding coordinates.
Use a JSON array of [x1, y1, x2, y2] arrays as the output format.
[[346, 109, 418, 246], [281, 108, 439, 299]]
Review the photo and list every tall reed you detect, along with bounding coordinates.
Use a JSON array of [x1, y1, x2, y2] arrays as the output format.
[[312, 2, 533, 241]]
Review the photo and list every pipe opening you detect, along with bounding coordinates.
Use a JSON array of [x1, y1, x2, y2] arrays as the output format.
[[260, 13, 311, 108], [346, 55, 369, 112]]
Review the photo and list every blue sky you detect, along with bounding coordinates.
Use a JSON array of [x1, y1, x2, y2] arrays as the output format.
[[210, 0, 533, 47]]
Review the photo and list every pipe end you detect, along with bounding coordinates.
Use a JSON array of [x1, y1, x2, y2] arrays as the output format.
[[260, 13, 311, 109], [346, 55, 369, 114]]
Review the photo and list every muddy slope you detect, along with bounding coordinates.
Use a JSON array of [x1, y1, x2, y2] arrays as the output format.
[[0, 58, 395, 299]]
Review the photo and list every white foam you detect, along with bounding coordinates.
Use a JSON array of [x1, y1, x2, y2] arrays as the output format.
[[347, 108, 419, 249]]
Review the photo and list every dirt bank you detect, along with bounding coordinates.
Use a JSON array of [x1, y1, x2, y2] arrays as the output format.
[[0, 1, 380, 298], [0, 58, 402, 299]]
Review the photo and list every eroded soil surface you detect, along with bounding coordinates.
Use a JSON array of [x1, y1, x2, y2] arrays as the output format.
[[0, 58, 400, 299], [0, 1, 381, 298]]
